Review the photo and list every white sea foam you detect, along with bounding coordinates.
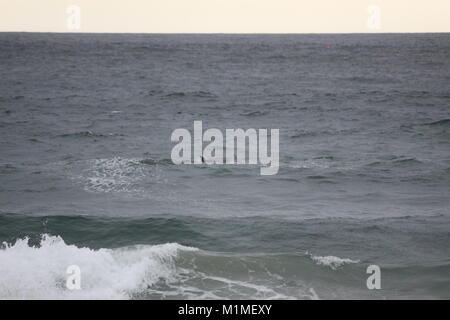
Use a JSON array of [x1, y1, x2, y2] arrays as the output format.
[[69, 157, 166, 194], [288, 159, 331, 169], [82, 157, 148, 193], [0, 235, 196, 299], [310, 254, 359, 270], [0, 235, 320, 300]]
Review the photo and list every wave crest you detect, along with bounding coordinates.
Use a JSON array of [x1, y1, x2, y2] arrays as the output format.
[[0, 234, 195, 299], [309, 254, 360, 270]]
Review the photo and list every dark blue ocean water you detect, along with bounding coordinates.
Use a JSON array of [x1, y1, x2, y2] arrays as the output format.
[[0, 33, 449, 299]]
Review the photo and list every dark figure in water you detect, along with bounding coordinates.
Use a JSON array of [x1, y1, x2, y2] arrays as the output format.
[[201, 156, 206, 164]]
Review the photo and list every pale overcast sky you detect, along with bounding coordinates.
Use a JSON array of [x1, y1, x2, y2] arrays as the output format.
[[1, 0, 449, 33]]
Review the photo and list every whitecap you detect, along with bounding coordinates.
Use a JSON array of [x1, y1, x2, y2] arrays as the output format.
[[0, 235, 196, 300], [309, 254, 359, 270]]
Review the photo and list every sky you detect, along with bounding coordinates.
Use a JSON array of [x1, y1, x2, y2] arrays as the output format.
[[0, 0, 449, 33]]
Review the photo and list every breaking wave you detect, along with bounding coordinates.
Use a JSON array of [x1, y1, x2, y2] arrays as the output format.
[[0, 234, 361, 300], [309, 254, 360, 270], [0, 235, 198, 299]]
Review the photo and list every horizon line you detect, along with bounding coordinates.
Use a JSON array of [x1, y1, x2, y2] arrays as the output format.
[[1, 31, 450, 35]]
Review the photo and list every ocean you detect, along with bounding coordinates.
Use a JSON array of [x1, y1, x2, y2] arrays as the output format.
[[0, 33, 449, 299]]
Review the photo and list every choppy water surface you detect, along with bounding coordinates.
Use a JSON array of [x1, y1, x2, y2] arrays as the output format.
[[0, 33, 449, 299]]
